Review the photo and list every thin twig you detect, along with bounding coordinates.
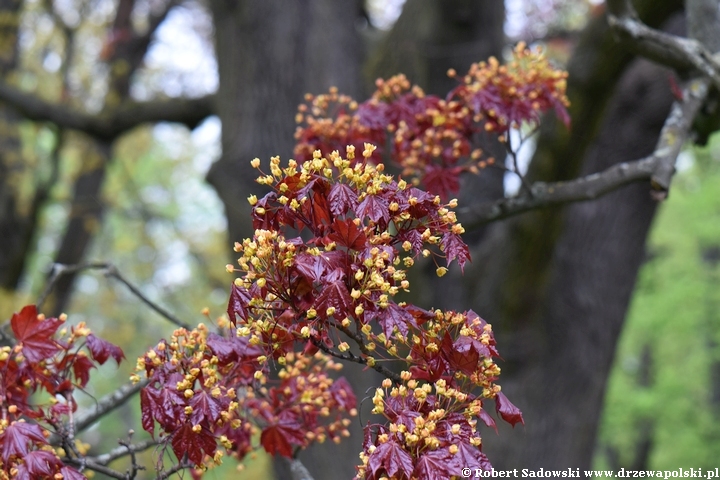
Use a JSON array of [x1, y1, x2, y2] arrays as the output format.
[[62, 456, 128, 479], [311, 337, 402, 384], [505, 131, 533, 196], [38, 262, 192, 330], [155, 460, 195, 480], [94, 438, 162, 466], [74, 379, 149, 434]]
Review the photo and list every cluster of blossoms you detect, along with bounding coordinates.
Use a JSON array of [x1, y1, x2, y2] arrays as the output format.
[[0, 47, 570, 478], [135, 322, 356, 472], [294, 42, 569, 200], [223, 144, 522, 478], [0, 305, 124, 479]]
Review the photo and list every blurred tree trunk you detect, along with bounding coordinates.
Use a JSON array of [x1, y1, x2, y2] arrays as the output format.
[[206, 2, 367, 478], [473, 3, 683, 469], [206, 0, 365, 248], [0, 0, 38, 297]]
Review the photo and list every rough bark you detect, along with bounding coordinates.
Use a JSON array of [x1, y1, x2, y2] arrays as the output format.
[[206, 0, 364, 249], [473, 5, 684, 469]]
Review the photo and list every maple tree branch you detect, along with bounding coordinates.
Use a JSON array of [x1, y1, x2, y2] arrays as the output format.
[[0, 81, 215, 141], [155, 460, 195, 479], [462, 76, 710, 227], [103, 264, 192, 330], [286, 457, 316, 480], [297, 316, 402, 382], [311, 335, 402, 384], [38, 262, 192, 330], [62, 456, 128, 479], [606, 0, 720, 89], [93, 438, 161, 465], [74, 379, 149, 434]]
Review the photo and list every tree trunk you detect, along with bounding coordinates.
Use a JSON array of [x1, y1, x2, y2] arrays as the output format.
[[207, 0, 364, 248], [0, 0, 36, 295], [206, 2, 368, 478], [474, 5, 683, 469]]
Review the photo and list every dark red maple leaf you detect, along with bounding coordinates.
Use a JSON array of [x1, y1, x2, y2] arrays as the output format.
[[328, 183, 359, 216], [315, 279, 353, 319], [171, 423, 217, 466], [377, 304, 416, 339], [227, 283, 253, 324], [329, 377, 357, 411], [86, 334, 124, 365], [441, 333, 478, 376], [260, 425, 294, 457], [0, 421, 48, 462], [414, 449, 452, 480], [367, 440, 414, 480], [260, 411, 306, 457], [478, 408, 498, 434], [328, 218, 367, 251], [441, 232, 470, 270], [356, 194, 390, 224], [10, 305, 62, 363], [206, 332, 263, 366], [189, 391, 225, 426], [446, 442, 492, 476], [20, 450, 62, 477], [139, 388, 156, 436], [60, 466, 88, 480], [495, 391, 524, 427], [71, 354, 96, 388], [294, 252, 331, 283], [422, 164, 462, 201]]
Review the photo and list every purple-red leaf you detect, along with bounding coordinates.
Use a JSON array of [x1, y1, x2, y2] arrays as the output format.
[[414, 449, 452, 480], [260, 411, 306, 457], [328, 183, 358, 216], [378, 304, 416, 339], [86, 334, 125, 365], [171, 423, 217, 466], [328, 218, 367, 251], [71, 354, 96, 388], [495, 391, 524, 427], [60, 466, 88, 480], [10, 305, 61, 363], [356, 194, 389, 224], [367, 440, 414, 479], [1, 422, 47, 462], [441, 233, 470, 270], [315, 279, 353, 319], [227, 283, 253, 323]]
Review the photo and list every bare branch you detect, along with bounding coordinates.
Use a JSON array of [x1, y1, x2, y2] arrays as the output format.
[[462, 76, 710, 227], [0, 82, 215, 141], [74, 379, 149, 434], [94, 439, 162, 466], [62, 456, 128, 479], [606, 0, 720, 89], [38, 262, 192, 330], [286, 457, 316, 480]]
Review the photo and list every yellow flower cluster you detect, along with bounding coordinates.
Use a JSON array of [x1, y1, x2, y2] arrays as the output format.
[[452, 41, 569, 131]]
